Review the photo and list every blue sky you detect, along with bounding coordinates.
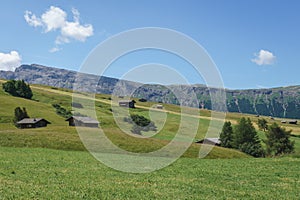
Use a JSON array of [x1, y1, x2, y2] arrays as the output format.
[[0, 0, 300, 89]]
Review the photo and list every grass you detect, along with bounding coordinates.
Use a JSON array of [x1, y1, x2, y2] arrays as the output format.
[[0, 146, 299, 199], [0, 81, 251, 158], [1, 81, 300, 158], [1, 81, 300, 198]]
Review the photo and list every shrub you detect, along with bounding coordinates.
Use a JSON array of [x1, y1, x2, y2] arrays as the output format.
[[138, 98, 147, 102], [124, 114, 157, 135], [52, 104, 72, 118]]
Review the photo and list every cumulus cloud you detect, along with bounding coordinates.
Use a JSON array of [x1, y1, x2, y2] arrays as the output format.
[[41, 6, 67, 32], [60, 21, 93, 42], [252, 50, 276, 65], [24, 6, 93, 50], [0, 51, 21, 71]]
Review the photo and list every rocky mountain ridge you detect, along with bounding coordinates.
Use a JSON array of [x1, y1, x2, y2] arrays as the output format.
[[1, 64, 300, 119]]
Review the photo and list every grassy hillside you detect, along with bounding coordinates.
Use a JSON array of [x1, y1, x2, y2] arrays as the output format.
[[0, 146, 299, 199], [1, 81, 300, 199], [1, 80, 300, 157], [0, 80, 251, 158]]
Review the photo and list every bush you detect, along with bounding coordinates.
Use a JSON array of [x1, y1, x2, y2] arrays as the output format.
[[124, 114, 157, 135], [238, 142, 264, 158], [138, 98, 147, 102], [131, 114, 151, 127], [131, 125, 142, 135], [52, 104, 72, 118]]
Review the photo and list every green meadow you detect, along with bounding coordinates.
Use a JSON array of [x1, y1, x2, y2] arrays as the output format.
[[1, 147, 300, 199], [1, 80, 300, 199]]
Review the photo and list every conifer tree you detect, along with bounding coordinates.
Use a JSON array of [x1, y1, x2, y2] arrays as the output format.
[[265, 123, 294, 156], [233, 117, 264, 157], [13, 107, 30, 127], [220, 121, 234, 148]]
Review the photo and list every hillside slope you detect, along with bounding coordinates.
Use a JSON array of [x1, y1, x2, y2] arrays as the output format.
[[1, 64, 300, 119], [0, 81, 250, 159]]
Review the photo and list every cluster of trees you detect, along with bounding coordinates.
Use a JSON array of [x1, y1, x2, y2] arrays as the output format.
[[124, 114, 157, 135], [220, 117, 294, 157], [2, 80, 33, 99], [13, 107, 30, 127], [52, 104, 72, 118]]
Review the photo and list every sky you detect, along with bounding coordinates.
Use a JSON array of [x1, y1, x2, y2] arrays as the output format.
[[0, 0, 300, 89]]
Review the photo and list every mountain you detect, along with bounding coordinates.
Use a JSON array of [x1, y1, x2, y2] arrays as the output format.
[[1, 64, 300, 119], [0, 64, 139, 94], [132, 84, 300, 119]]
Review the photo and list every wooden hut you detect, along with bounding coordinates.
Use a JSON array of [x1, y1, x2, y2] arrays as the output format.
[[156, 104, 164, 109], [196, 138, 221, 146], [17, 118, 51, 129], [288, 120, 297, 125], [66, 116, 99, 128], [118, 100, 135, 108]]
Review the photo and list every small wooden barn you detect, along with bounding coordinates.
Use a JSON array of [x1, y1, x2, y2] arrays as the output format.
[[156, 104, 163, 109], [196, 138, 221, 146], [118, 100, 135, 108], [17, 118, 51, 129], [288, 120, 297, 124], [66, 116, 99, 128]]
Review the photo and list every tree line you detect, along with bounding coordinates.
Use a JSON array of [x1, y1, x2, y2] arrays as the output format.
[[220, 117, 294, 157]]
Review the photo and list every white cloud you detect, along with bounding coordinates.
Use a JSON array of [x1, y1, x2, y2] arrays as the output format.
[[41, 6, 67, 32], [24, 11, 42, 27], [24, 6, 93, 47], [252, 50, 276, 65], [55, 35, 70, 45], [71, 8, 80, 22], [49, 47, 61, 53], [0, 51, 21, 71], [61, 21, 93, 42]]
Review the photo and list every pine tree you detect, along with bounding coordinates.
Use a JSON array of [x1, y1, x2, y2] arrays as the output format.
[[13, 107, 30, 127], [257, 118, 268, 131], [264, 123, 294, 156], [220, 121, 234, 148], [2, 80, 17, 96], [233, 117, 264, 157]]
